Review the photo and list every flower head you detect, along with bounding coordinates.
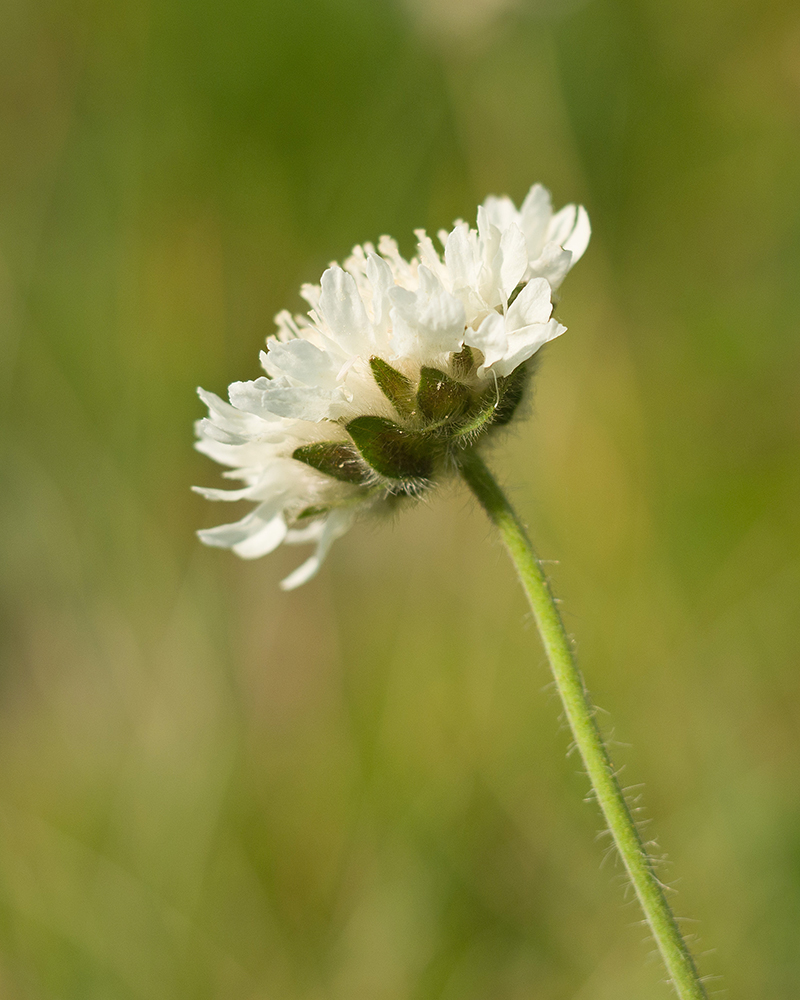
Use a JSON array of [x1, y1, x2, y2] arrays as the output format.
[[194, 184, 589, 589]]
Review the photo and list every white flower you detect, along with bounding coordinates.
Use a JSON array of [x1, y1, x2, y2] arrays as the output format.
[[195, 184, 590, 589], [478, 183, 591, 291]]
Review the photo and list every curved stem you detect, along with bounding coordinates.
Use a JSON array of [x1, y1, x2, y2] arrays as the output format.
[[458, 448, 707, 1000]]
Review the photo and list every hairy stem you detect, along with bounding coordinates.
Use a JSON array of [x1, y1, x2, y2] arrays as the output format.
[[458, 448, 707, 1000]]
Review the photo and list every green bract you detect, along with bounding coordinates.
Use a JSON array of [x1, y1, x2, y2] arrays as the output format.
[[292, 442, 370, 484], [292, 348, 535, 496], [346, 416, 432, 481], [368, 357, 415, 417], [295, 350, 534, 496]]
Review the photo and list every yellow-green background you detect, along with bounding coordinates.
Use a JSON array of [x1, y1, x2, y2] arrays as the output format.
[[2, 0, 799, 996]]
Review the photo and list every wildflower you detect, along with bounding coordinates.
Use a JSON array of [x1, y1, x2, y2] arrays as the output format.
[[194, 184, 589, 589]]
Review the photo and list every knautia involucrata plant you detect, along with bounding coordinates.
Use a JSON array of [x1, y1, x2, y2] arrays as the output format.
[[195, 185, 710, 999]]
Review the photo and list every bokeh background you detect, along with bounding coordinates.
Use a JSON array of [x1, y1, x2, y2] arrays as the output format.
[[2, 0, 799, 996]]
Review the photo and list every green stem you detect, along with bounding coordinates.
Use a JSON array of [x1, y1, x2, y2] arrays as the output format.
[[458, 448, 707, 1000]]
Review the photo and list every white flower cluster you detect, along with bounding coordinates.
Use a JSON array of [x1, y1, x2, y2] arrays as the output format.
[[195, 184, 590, 589]]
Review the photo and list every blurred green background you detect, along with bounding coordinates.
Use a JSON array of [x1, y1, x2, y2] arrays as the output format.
[[2, 0, 799, 996]]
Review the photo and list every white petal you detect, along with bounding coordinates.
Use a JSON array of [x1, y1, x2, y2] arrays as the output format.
[[232, 514, 288, 559], [193, 460, 287, 501], [192, 483, 259, 502], [497, 224, 528, 301], [279, 558, 321, 591], [195, 417, 248, 446], [280, 508, 355, 590], [465, 310, 506, 369], [377, 235, 416, 286], [476, 207, 502, 305], [283, 520, 326, 545], [481, 194, 519, 232], [416, 267, 466, 349], [195, 435, 284, 470], [197, 387, 269, 435], [563, 205, 591, 264], [366, 252, 395, 339], [385, 292, 417, 357], [547, 204, 586, 252], [229, 377, 346, 422], [194, 456, 308, 504], [319, 265, 374, 356], [226, 379, 282, 419], [476, 204, 495, 243], [519, 184, 553, 256], [414, 229, 447, 283], [491, 319, 566, 377], [260, 337, 341, 388], [343, 244, 370, 291], [389, 266, 466, 358], [444, 222, 478, 290], [198, 522, 254, 549], [506, 277, 553, 329], [526, 242, 573, 290], [299, 283, 321, 311], [195, 437, 250, 468], [262, 385, 347, 421], [198, 386, 241, 419], [198, 502, 282, 550], [273, 309, 302, 342]]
